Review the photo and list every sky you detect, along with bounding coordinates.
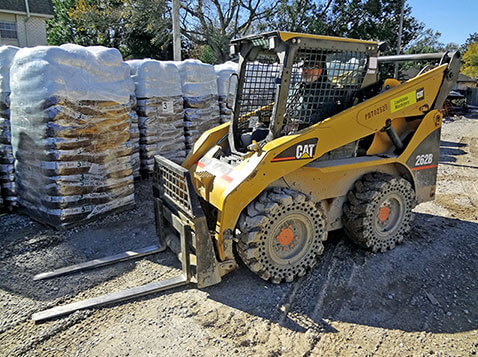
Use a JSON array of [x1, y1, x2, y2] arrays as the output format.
[[406, 0, 477, 45]]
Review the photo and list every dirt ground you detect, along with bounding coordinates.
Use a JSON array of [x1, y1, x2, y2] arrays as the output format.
[[0, 114, 477, 357]]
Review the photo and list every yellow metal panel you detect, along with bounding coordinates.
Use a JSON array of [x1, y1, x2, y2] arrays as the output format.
[[366, 117, 410, 155], [397, 110, 442, 166], [283, 161, 400, 202], [182, 122, 229, 169], [187, 62, 447, 261], [278, 31, 377, 45], [282, 112, 442, 208], [356, 65, 445, 130]]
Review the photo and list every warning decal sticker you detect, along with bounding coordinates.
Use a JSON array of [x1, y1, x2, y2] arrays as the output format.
[[390, 88, 425, 113], [391, 91, 416, 113]]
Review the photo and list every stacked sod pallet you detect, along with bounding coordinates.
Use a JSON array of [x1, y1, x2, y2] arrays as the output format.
[[127, 59, 186, 171], [176, 60, 220, 151], [128, 93, 140, 178], [10, 44, 136, 228], [0, 46, 19, 210], [214, 62, 238, 123]]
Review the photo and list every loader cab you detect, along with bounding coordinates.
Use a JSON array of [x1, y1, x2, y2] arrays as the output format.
[[228, 31, 380, 153]]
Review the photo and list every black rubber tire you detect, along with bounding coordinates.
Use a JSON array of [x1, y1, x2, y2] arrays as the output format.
[[236, 188, 327, 284], [342, 172, 416, 252]]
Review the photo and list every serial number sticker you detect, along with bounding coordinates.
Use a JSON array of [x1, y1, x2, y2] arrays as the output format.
[[391, 91, 416, 113], [364, 103, 388, 120]]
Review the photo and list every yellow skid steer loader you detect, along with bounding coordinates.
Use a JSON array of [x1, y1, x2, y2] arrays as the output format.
[[33, 31, 460, 322]]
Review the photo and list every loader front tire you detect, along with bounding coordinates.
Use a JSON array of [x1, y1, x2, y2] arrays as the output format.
[[342, 173, 416, 252], [237, 188, 327, 284]]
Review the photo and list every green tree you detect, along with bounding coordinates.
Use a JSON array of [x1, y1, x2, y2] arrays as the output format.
[[47, 0, 77, 45], [462, 43, 478, 78], [120, 0, 173, 59], [463, 32, 478, 47], [187, 44, 216, 64], [47, 0, 444, 65], [259, 0, 326, 33], [68, 0, 125, 49], [47, 0, 173, 59], [320, 0, 423, 54], [262, 0, 424, 54], [181, 0, 277, 63], [406, 29, 443, 54]]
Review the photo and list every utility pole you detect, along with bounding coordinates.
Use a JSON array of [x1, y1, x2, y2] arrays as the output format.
[[172, 0, 181, 61], [24, 0, 31, 47], [394, 0, 405, 79]]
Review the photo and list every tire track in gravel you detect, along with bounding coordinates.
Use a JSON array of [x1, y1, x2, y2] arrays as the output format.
[[278, 277, 304, 326], [0, 310, 94, 357], [311, 240, 358, 322], [273, 237, 361, 335]]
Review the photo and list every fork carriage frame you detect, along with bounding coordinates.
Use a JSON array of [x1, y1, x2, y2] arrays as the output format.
[[31, 156, 228, 323], [152, 156, 223, 288]]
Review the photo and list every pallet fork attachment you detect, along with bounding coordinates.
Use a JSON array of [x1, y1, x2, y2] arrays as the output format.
[[32, 157, 222, 322], [32, 245, 166, 281]]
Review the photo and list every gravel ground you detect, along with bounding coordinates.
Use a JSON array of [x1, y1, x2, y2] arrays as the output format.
[[0, 115, 477, 356]]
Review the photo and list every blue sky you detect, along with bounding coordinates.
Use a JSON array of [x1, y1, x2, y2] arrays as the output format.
[[407, 0, 477, 45]]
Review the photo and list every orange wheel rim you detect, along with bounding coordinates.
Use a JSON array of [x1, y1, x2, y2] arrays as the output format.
[[276, 225, 294, 246], [378, 206, 390, 222]]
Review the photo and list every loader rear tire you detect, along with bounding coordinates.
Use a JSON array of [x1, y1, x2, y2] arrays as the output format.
[[236, 188, 327, 284], [342, 173, 416, 252]]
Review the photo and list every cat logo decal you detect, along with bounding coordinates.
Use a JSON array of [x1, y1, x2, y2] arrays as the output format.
[[271, 138, 318, 162]]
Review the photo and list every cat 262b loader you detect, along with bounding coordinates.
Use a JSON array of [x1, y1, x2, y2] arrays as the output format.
[[33, 31, 460, 322]]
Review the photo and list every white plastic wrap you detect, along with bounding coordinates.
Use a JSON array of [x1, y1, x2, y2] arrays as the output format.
[[176, 59, 220, 150], [0, 46, 18, 95], [0, 45, 19, 209], [215, 61, 238, 123], [127, 59, 186, 171], [128, 93, 141, 178], [128, 59, 182, 98], [10, 44, 133, 104], [10, 45, 135, 228], [176, 59, 218, 100], [215, 61, 238, 97]]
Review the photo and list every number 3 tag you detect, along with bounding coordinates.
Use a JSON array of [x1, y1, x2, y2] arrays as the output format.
[[162, 101, 174, 114]]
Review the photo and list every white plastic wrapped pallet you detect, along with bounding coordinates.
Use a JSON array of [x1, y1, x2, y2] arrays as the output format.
[[10, 44, 136, 228], [214, 61, 238, 123], [0, 45, 19, 210], [176, 59, 220, 150], [128, 92, 141, 178], [127, 59, 186, 171]]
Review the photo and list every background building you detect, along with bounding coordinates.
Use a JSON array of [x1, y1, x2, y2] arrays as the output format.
[[0, 0, 53, 47]]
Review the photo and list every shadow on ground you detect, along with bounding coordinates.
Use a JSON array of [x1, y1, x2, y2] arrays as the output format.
[[439, 140, 467, 164], [1, 184, 476, 335], [206, 212, 477, 334], [0, 181, 163, 302]]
